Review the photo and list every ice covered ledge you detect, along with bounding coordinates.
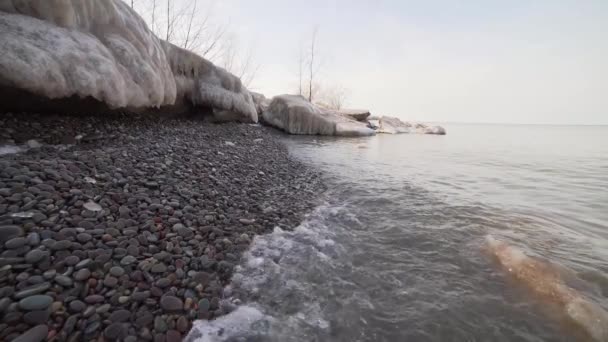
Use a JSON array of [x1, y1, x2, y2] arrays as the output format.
[[0, 0, 257, 122], [262, 95, 375, 137]]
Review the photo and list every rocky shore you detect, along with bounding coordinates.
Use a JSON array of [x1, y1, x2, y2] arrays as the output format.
[[0, 112, 324, 341]]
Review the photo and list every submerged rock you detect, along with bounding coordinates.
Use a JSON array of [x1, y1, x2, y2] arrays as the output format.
[[0, 0, 257, 122], [262, 95, 375, 136]]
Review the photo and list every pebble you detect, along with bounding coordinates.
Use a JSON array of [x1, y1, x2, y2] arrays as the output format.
[[5, 237, 26, 249], [109, 309, 131, 323], [68, 300, 86, 313], [11, 324, 48, 342], [18, 295, 53, 311], [104, 322, 126, 340], [109, 266, 125, 277], [176, 316, 189, 333], [23, 310, 50, 325], [84, 295, 104, 304], [15, 282, 51, 299], [120, 255, 137, 265], [154, 316, 168, 333], [103, 276, 118, 287], [24, 249, 46, 264], [73, 268, 91, 281], [54, 275, 73, 287], [166, 330, 182, 342], [151, 263, 167, 273], [0, 225, 23, 243], [0, 114, 323, 342], [160, 295, 183, 312]]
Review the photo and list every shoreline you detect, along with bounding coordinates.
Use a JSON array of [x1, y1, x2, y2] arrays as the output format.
[[0, 111, 325, 341]]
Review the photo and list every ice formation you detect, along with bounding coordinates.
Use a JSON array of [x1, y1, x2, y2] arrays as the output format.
[[0, 0, 257, 122], [262, 95, 375, 136]]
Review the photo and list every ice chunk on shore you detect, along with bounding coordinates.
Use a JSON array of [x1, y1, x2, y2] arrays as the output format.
[[0, 0, 257, 122], [262, 95, 375, 136]]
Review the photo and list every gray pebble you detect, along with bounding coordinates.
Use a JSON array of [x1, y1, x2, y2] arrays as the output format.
[[11, 324, 48, 342], [18, 295, 53, 311]]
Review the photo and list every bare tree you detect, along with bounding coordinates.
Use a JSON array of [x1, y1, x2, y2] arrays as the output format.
[[297, 44, 304, 96], [320, 85, 349, 110], [130, 0, 133, 8], [126, 0, 259, 87], [221, 37, 260, 88], [307, 27, 319, 102], [150, 0, 156, 34]]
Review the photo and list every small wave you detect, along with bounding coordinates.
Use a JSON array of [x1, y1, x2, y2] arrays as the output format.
[[485, 235, 608, 341], [186, 305, 271, 342], [186, 203, 345, 341]]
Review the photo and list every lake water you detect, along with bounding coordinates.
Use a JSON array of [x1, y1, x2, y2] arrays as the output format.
[[189, 124, 608, 341]]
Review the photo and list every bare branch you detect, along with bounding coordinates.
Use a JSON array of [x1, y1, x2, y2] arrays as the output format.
[[308, 26, 319, 102]]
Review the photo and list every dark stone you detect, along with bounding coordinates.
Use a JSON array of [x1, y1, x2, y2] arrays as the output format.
[[165, 330, 181, 342], [160, 295, 183, 312], [24, 249, 47, 264], [18, 295, 53, 311], [104, 322, 127, 340], [23, 309, 50, 325], [68, 300, 86, 313], [0, 225, 22, 243], [11, 324, 48, 342], [109, 309, 131, 323]]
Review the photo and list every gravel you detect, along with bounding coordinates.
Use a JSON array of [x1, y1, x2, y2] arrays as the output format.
[[0, 111, 324, 340]]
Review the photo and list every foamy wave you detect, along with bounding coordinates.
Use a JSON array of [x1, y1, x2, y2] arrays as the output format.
[[186, 305, 271, 342], [186, 203, 347, 341]]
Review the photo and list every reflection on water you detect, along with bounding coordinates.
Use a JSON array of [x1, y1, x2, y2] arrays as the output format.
[[189, 124, 608, 342]]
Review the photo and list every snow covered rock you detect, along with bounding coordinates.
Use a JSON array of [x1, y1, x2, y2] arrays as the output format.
[[335, 108, 371, 122], [262, 95, 375, 136], [0, 0, 257, 122], [162, 42, 257, 122], [377, 116, 411, 134], [424, 125, 446, 135], [373, 116, 447, 135], [251, 92, 271, 115]]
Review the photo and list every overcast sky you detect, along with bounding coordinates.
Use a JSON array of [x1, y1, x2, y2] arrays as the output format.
[[139, 0, 608, 125]]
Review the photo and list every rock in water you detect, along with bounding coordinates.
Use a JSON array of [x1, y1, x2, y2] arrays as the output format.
[[0, 0, 257, 122], [424, 125, 447, 135], [377, 116, 411, 134], [262, 94, 375, 136]]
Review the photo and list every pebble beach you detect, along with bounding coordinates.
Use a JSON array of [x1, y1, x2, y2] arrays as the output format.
[[0, 112, 324, 341]]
